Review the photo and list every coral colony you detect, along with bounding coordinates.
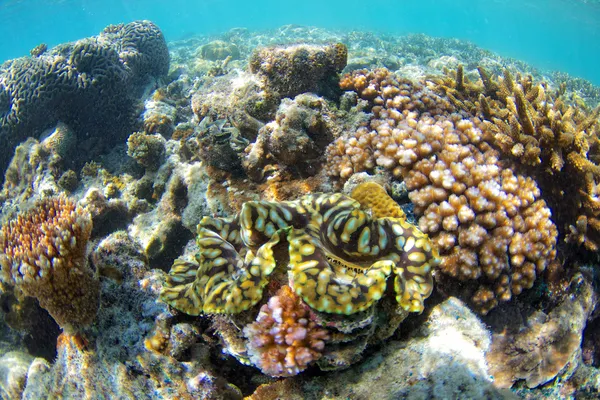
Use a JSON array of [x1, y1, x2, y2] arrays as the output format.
[[0, 21, 599, 399]]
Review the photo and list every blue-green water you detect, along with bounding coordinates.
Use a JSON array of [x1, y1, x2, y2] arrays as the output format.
[[1, 0, 600, 83]]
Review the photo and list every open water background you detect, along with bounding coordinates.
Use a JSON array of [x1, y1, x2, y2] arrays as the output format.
[[0, 0, 599, 84]]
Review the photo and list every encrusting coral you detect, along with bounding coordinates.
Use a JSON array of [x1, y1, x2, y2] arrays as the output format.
[[326, 68, 558, 314], [0, 196, 99, 330], [160, 182, 437, 375], [243, 285, 330, 377]]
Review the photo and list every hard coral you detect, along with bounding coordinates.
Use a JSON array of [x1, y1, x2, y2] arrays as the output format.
[[432, 66, 600, 253], [0, 20, 169, 180], [0, 196, 98, 330], [328, 69, 558, 314], [243, 285, 330, 377], [249, 43, 347, 99]]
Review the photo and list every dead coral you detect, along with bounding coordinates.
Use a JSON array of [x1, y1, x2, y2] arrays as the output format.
[[486, 273, 595, 388], [249, 43, 347, 99], [0, 196, 99, 331], [126, 131, 166, 170]]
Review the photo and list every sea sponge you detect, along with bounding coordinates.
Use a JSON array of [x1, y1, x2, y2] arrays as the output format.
[[243, 285, 330, 377], [0, 196, 99, 330], [327, 69, 558, 314], [0, 20, 169, 180]]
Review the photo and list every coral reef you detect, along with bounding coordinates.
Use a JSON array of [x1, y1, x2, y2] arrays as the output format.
[[242, 93, 339, 180], [243, 285, 330, 377], [327, 68, 558, 314], [247, 297, 516, 399], [431, 66, 600, 253], [0, 20, 169, 179], [160, 182, 436, 375], [0, 196, 98, 330], [126, 131, 166, 170], [161, 182, 436, 316], [249, 43, 347, 99]]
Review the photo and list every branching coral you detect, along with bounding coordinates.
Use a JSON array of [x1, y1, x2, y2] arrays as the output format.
[[160, 182, 436, 316], [243, 285, 330, 377], [430, 66, 600, 252], [0, 196, 99, 330], [327, 69, 558, 314]]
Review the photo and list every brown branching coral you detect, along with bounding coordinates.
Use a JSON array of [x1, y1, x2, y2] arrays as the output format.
[[327, 69, 558, 314], [243, 285, 330, 377], [0, 196, 99, 330], [431, 66, 600, 252]]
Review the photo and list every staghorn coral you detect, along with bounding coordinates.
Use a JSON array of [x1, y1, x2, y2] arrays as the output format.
[[243, 285, 330, 377], [160, 182, 436, 316], [0, 20, 169, 180], [249, 43, 347, 99], [327, 69, 558, 314], [0, 196, 98, 330]]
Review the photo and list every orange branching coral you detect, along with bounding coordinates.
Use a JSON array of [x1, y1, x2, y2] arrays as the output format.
[[243, 285, 330, 377], [0, 196, 99, 330], [327, 69, 558, 314]]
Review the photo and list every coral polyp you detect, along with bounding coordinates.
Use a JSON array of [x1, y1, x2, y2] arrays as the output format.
[[160, 182, 437, 317]]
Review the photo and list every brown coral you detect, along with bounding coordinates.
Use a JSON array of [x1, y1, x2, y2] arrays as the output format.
[[431, 66, 600, 252], [242, 285, 330, 377], [327, 69, 558, 314], [0, 196, 99, 330]]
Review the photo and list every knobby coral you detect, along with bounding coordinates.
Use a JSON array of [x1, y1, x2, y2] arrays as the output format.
[[0, 196, 99, 330], [327, 69, 558, 314], [160, 182, 437, 316], [431, 66, 600, 252], [243, 285, 330, 377]]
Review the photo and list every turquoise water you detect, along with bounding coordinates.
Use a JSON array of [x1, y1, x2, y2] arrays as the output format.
[[1, 0, 600, 83]]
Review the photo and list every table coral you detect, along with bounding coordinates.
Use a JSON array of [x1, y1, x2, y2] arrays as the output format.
[[243, 285, 330, 377], [327, 69, 558, 314], [0, 196, 99, 330]]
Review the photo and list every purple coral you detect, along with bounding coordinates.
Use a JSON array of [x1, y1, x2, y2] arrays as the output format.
[[243, 285, 329, 377]]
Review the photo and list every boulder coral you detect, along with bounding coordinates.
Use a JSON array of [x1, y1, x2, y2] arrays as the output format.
[[249, 43, 348, 99], [0, 20, 170, 180], [0, 196, 99, 330]]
